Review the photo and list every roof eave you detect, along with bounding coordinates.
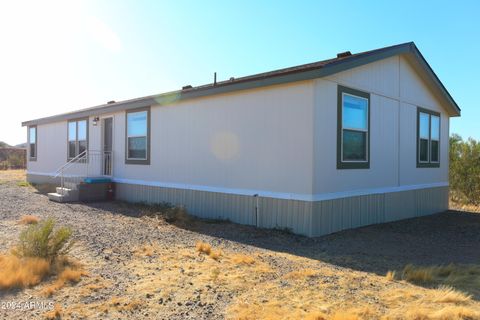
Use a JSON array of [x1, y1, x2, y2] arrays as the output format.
[[408, 43, 461, 117], [21, 42, 460, 126]]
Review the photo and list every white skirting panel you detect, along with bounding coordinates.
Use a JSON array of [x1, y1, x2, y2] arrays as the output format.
[[115, 183, 449, 237], [26, 173, 448, 237]]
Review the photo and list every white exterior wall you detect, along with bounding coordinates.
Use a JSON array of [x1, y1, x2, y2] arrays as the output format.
[[313, 55, 450, 195], [27, 116, 102, 177], [91, 82, 315, 197], [27, 121, 67, 174], [27, 54, 452, 201]]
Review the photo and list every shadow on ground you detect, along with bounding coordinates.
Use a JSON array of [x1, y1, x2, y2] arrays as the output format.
[[84, 201, 480, 298]]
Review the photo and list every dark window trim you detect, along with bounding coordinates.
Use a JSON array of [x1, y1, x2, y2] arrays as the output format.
[[125, 106, 151, 165], [28, 125, 37, 161], [337, 85, 370, 169], [67, 117, 89, 161], [417, 107, 440, 168]]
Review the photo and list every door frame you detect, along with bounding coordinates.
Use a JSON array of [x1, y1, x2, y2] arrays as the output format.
[[101, 116, 114, 176]]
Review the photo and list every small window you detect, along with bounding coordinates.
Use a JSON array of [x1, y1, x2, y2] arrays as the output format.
[[430, 115, 440, 163], [126, 107, 150, 164], [337, 85, 370, 169], [418, 113, 430, 162], [28, 126, 37, 161], [417, 108, 440, 167], [68, 119, 88, 159]]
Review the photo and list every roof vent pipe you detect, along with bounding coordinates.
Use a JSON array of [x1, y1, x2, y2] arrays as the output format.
[[337, 51, 352, 58], [214, 72, 217, 86]]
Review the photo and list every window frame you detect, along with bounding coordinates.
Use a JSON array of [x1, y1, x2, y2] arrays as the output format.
[[125, 106, 150, 165], [416, 107, 440, 168], [28, 125, 37, 161], [67, 118, 89, 161], [337, 85, 370, 169]]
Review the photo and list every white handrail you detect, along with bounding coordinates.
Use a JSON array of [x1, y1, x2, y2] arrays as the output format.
[[52, 150, 113, 196], [53, 150, 87, 178]]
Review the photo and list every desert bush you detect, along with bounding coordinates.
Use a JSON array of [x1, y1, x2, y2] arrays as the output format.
[[19, 215, 39, 225], [450, 134, 480, 205], [8, 152, 25, 168], [16, 218, 74, 262], [164, 205, 190, 223], [0, 148, 26, 170], [137, 201, 191, 223]]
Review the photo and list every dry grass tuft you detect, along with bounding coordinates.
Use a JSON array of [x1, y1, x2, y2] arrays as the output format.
[[385, 270, 396, 281], [17, 181, 31, 187], [0, 255, 86, 297], [401, 304, 480, 320], [209, 249, 223, 260], [141, 245, 154, 257], [133, 244, 159, 257], [195, 241, 212, 255], [44, 304, 62, 320], [305, 312, 328, 320], [284, 268, 318, 280], [19, 215, 39, 225], [400, 263, 480, 298], [101, 297, 143, 313], [231, 254, 255, 265], [0, 170, 26, 183], [402, 264, 435, 283], [41, 265, 87, 297], [428, 286, 472, 304], [329, 312, 360, 320], [0, 254, 50, 290]]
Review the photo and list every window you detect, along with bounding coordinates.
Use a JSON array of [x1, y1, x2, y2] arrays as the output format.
[[417, 108, 440, 167], [337, 85, 370, 169], [125, 107, 150, 164], [28, 126, 37, 161], [68, 119, 88, 159]]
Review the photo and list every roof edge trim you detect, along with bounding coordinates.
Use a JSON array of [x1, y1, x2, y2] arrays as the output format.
[[22, 42, 460, 126]]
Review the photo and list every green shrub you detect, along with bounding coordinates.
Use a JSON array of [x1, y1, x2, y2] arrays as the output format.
[[7, 153, 25, 168], [450, 134, 480, 205], [16, 218, 74, 262]]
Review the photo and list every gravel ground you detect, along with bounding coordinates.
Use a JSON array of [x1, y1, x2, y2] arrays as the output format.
[[1, 175, 480, 319]]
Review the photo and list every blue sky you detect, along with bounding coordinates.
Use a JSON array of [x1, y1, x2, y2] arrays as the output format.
[[0, 0, 478, 144]]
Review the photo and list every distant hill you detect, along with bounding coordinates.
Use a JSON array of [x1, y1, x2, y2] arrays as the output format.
[[15, 143, 27, 149], [0, 141, 27, 149]]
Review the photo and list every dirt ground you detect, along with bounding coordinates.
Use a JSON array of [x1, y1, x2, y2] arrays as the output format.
[[1, 170, 480, 319]]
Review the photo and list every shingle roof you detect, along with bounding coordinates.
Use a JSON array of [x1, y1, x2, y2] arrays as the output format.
[[188, 42, 407, 90], [22, 42, 460, 126]]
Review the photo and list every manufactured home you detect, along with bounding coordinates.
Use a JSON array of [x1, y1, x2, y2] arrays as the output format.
[[22, 42, 460, 237]]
